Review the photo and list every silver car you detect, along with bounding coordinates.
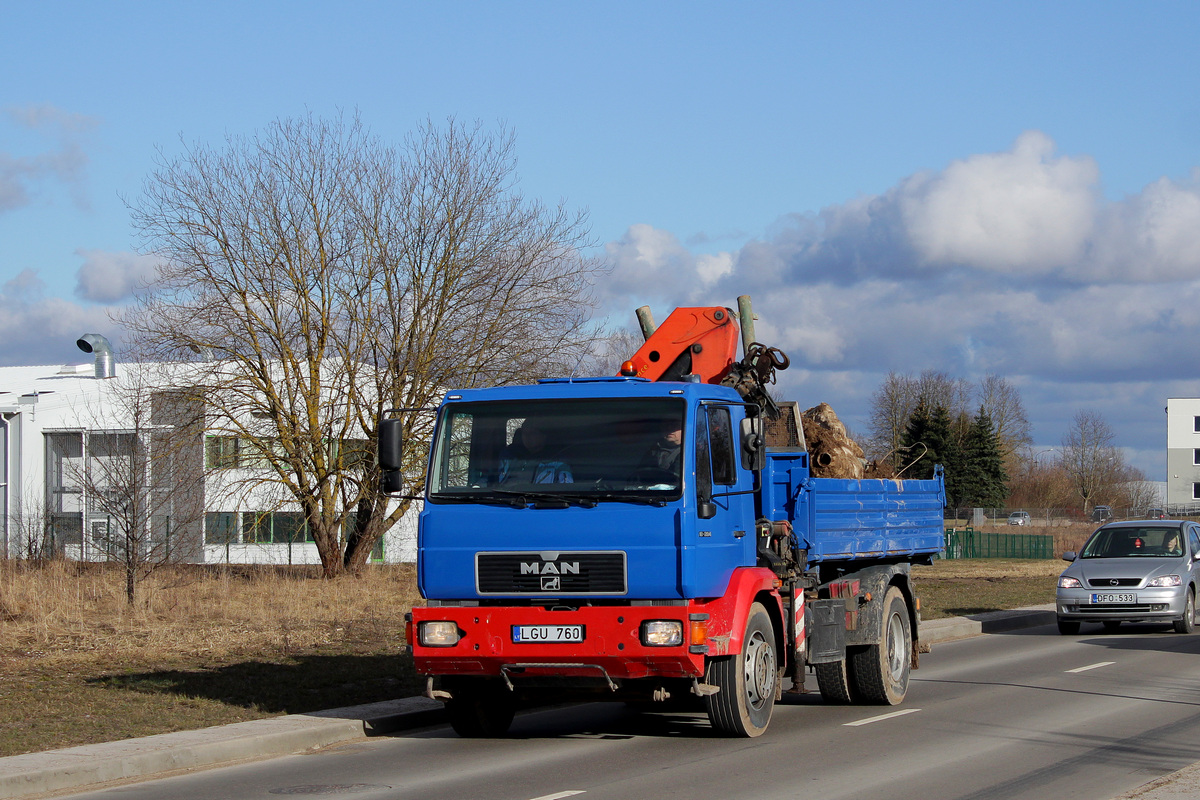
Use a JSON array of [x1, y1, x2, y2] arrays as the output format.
[[1056, 520, 1200, 634]]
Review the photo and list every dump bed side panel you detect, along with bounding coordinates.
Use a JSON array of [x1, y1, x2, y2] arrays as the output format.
[[763, 451, 945, 563]]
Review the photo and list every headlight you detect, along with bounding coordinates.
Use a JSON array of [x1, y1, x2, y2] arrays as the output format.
[[1148, 575, 1183, 587], [418, 621, 462, 647], [1058, 576, 1083, 589], [641, 620, 684, 646]]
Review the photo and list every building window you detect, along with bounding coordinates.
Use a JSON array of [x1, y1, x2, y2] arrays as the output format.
[[241, 511, 312, 543], [205, 512, 238, 544], [1194, 416, 1200, 433], [1194, 449, 1200, 466], [1193, 484, 1200, 501], [205, 436, 240, 469]]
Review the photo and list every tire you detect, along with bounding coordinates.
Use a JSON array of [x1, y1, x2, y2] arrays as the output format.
[[705, 602, 777, 737], [1102, 621, 1121, 632], [1174, 590, 1196, 634], [1057, 618, 1081, 635], [444, 678, 516, 738], [848, 586, 911, 705], [814, 659, 856, 705]]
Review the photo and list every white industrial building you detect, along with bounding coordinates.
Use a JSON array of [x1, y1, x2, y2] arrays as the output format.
[[0, 337, 417, 564], [1166, 397, 1200, 514]]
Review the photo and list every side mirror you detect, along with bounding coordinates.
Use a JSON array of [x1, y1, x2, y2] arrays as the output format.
[[739, 417, 766, 471], [698, 500, 717, 520], [1061, 551, 1077, 562], [381, 469, 405, 495], [379, 418, 404, 471]]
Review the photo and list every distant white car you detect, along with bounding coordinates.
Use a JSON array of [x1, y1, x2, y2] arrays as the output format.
[[1008, 511, 1031, 526]]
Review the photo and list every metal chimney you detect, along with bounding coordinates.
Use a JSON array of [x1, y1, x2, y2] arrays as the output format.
[[76, 334, 116, 379]]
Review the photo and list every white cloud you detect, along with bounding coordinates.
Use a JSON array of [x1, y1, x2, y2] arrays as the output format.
[[597, 131, 1200, 473], [0, 104, 97, 213], [899, 130, 1099, 273], [0, 271, 121, 366], [74, 249, 159, 303]]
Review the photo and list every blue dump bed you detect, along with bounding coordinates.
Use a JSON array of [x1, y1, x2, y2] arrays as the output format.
[[762, 450, 945, 563]]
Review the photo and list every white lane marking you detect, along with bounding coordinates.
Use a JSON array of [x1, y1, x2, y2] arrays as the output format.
[[529, 793, 585, 800], [844, 708, 922, 727], [1066, 661, 1116, 673]]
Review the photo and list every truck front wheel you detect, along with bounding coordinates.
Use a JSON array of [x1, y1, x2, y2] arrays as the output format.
[[444, 678, 516, 738], [849, 585, 911, 705], [705, 602, 777, 737]]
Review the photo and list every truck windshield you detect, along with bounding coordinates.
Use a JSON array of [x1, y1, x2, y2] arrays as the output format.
[[428, 398, 685, 501]]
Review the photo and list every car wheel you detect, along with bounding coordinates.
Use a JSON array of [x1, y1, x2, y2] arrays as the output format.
[[1174, 590, 1196, 634], [1057, 617, 1080, 635]]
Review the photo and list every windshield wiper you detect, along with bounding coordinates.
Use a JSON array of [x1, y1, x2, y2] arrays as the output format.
[[482, 488, 599, 509], [591, 492, 669, 507], [430, 493, 526, 508]]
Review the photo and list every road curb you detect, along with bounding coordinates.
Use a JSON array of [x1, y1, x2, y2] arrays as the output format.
[[0, 609, 1057, 799], [0, 696, 444, 800], [921, 604, 1057, 643]]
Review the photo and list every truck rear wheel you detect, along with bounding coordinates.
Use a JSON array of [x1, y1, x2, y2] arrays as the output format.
[[444, 678, 516, 738], [814, 659, 856, 704], [848, 586, 911, 705], [705, 602, 776, 737]]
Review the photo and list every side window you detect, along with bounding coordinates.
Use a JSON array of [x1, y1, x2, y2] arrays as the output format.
[[707, 406, 736, 486], [695, 411, 712, 501], [1189, 526, 1200, 557]]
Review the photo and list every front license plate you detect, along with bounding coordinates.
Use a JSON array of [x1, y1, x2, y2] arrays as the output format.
[[1090, 593, 1137, 604], [512, 625, 585, 643]]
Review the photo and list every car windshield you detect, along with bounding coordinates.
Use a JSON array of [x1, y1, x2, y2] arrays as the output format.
[[427, 397, 686, 501], [1080, 526, 1184, 558]]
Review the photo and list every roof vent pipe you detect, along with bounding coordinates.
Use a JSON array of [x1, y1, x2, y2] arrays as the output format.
[[76, 334, 116, 379]]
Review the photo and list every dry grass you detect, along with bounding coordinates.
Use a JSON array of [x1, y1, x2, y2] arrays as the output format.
[[0, 561, 424, 758], [914, 557, 1064, 619], [0, 551, 1069, 757]]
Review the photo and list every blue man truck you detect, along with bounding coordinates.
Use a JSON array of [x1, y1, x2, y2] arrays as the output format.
[[379, 299, 945, 738]]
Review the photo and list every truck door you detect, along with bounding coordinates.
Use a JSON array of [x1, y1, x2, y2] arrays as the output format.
[[685, 404, 756, 596]]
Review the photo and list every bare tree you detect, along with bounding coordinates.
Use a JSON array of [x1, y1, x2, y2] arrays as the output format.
[[7, 483, 56, 561], [1060, 409, 1121, 513], [977, 374, 1032, 458], [124, 113, 603, 577], [68, 367, 205, 604], [867, 372, 919, 468]]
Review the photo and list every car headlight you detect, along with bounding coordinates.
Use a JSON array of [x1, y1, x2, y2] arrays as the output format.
[[1147, 575, 1183, 587], [1058, 576, 1083, 589], [640, 620, 684, 646], [418, 621, 462, 647]]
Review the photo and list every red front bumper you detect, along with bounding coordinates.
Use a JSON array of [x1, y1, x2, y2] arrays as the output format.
[[410, 605, 706, 681]]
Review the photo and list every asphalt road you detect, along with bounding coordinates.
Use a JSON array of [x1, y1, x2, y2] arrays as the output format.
[[43, 618, 1200, 800]]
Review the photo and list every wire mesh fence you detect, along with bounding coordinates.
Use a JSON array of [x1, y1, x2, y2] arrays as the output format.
[[941, 527, 1056, 560]]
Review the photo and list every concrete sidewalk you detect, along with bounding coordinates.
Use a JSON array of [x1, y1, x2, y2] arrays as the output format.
[[0, 605, 1180, 800]]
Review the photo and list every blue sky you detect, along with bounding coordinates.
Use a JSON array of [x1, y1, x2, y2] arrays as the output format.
[[3, 1, 1200, 481]]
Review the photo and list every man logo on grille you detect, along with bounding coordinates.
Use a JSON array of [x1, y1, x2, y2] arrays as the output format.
[[541, 575, 561, 591]]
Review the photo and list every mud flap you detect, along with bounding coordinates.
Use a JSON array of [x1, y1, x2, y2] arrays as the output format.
[[806, 598, 846, 664]]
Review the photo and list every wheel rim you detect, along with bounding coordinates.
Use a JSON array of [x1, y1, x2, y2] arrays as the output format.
[[886, 611, 906, 682], [743, 631, 776, 709]]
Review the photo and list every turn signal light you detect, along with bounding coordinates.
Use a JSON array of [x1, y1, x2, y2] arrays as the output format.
[[689, 618, 709, 647]]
